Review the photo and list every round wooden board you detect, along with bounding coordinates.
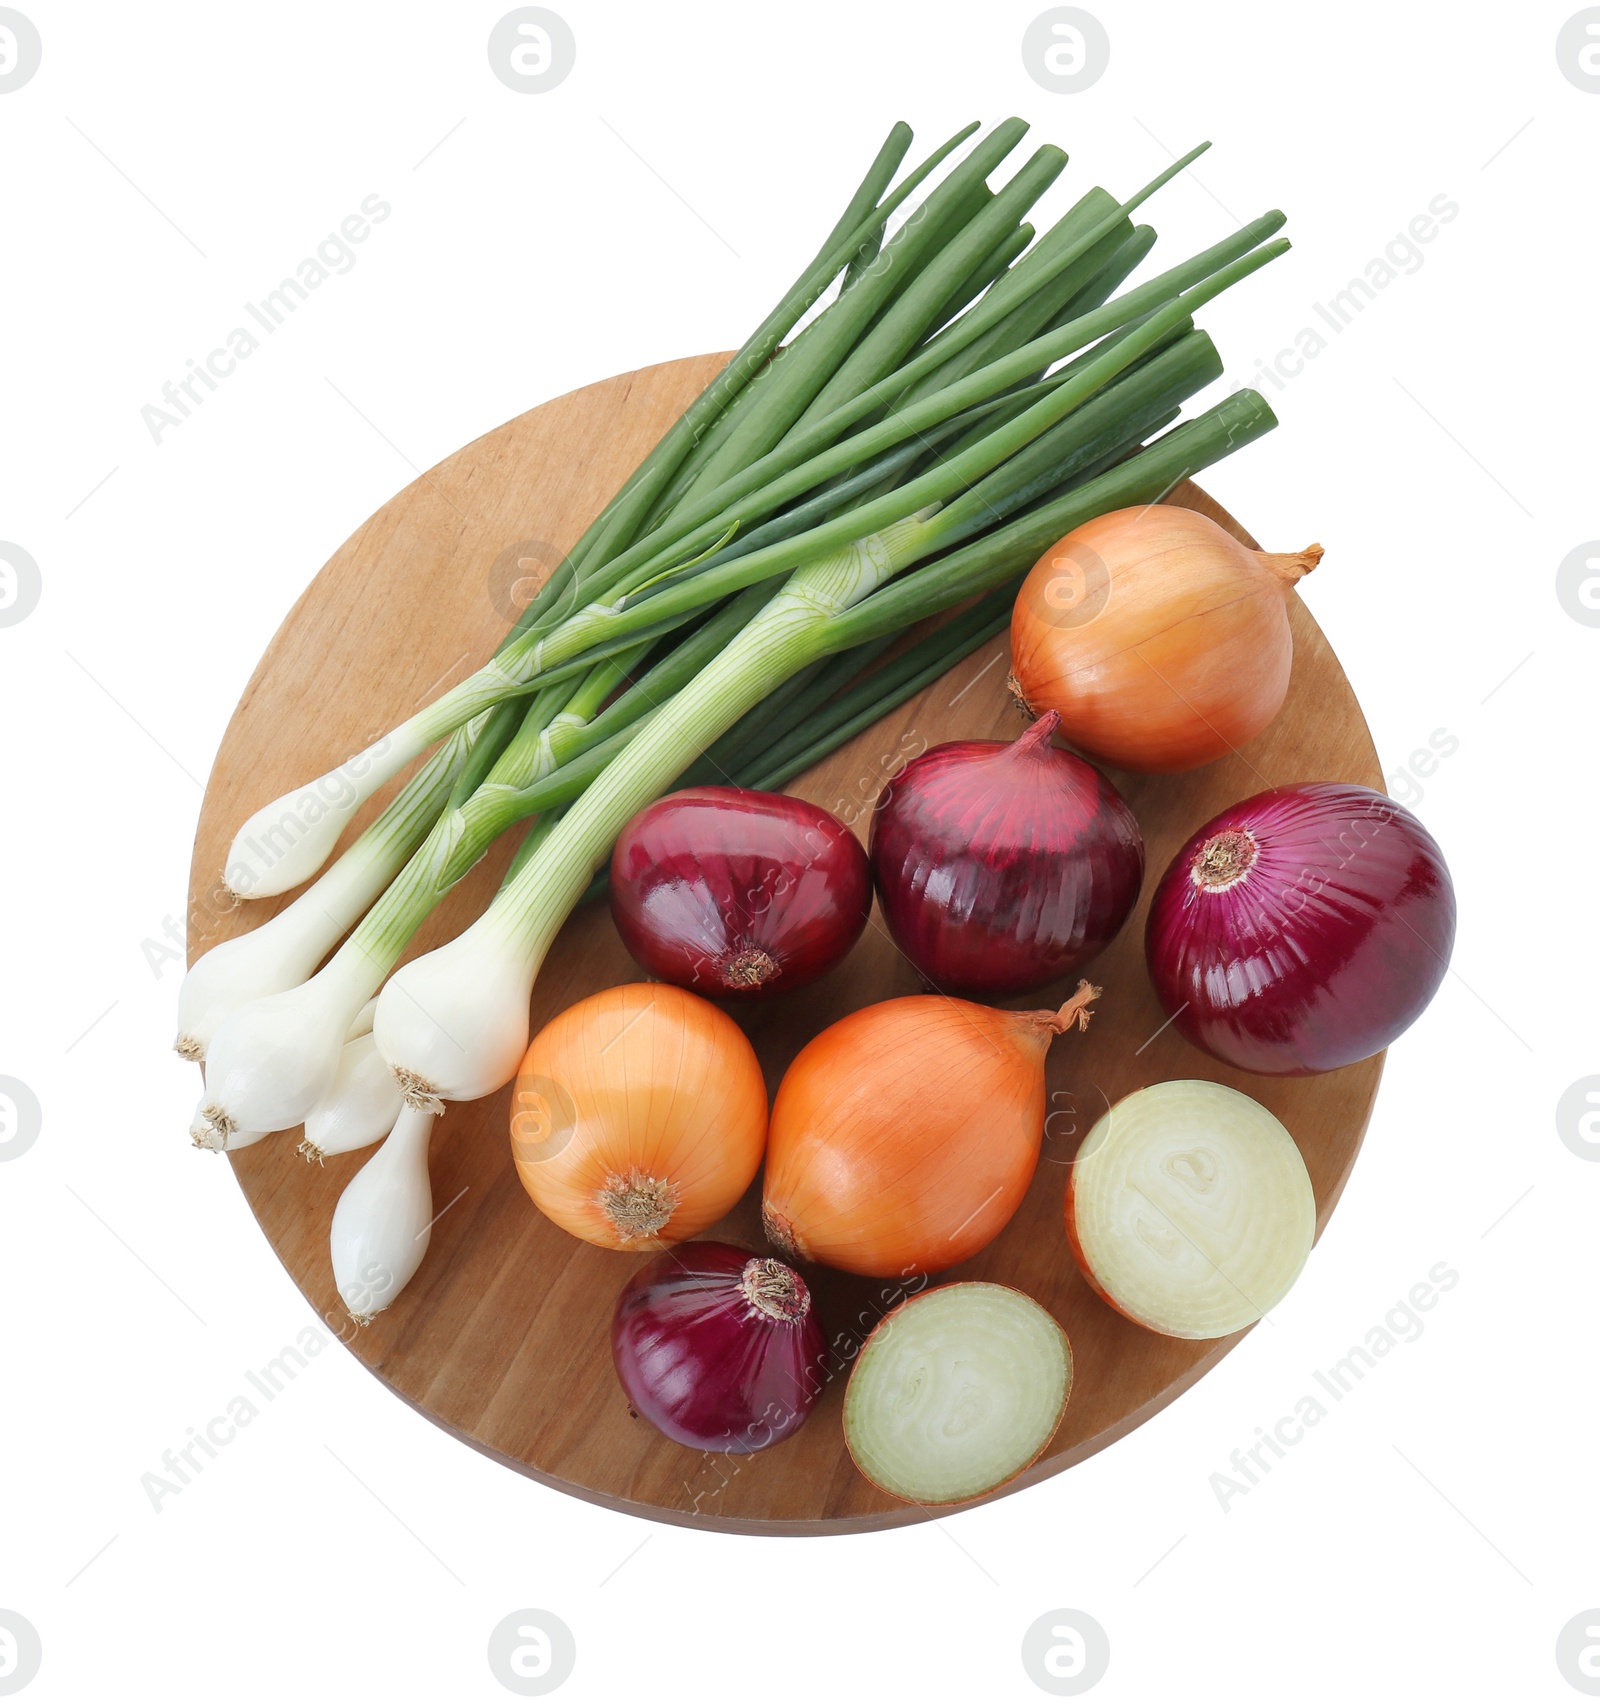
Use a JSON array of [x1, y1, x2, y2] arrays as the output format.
[[189, 352, 1383, 1534]]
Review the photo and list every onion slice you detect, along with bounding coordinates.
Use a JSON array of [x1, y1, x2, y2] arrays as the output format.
[[843, 1282, 1071, 1505], [1066, 1079, 1314, 1339]]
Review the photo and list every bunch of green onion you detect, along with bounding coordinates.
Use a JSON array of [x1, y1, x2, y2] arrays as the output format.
[[177, 117, 1290, 1316]]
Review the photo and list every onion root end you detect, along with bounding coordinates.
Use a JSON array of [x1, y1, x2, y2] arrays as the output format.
[[598, 1168, 680, 1244], [393, 1069, 446, 1116]]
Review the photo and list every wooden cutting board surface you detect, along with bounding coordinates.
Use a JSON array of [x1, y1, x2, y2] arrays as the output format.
[[188, 352, 1383, 1533]]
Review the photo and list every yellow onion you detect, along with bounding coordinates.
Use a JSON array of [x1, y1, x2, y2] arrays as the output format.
[[760, 983, 1098, 1278], [511, 983, 767, 1251], [1009, 504, 1322, 772]]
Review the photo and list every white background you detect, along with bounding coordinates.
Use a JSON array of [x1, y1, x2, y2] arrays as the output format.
[[3, 1, 1595, 1700]]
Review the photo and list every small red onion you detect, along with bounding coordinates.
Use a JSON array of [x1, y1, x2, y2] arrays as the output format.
[[611, 1242, 828, 1452], [610, 787, 870, 998], [1145, 782, 1455, 1075], [869, 711, 1144, 998]]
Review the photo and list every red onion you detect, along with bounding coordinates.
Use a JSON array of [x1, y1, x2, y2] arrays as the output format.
[[611, 1242, 828, 1452], [869, 711, 1144, 997], [609, 786, 870, 998], [1145, 782, 1455, 1075]]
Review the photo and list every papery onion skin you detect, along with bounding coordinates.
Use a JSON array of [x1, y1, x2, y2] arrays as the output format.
[[1009, 505, 1322, 773], [611, 1242, 827, 1452], [1145, 783, 1455, 1075], [512, 984, 768, 1251], [761, 985, 1097, 1278], [610, 787, 871, 998], [870, 711, 1143, 997]]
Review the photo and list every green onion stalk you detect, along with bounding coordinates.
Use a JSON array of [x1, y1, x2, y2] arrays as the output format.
[[210, 118, 968, 902], [218, 165, 1284, 902]]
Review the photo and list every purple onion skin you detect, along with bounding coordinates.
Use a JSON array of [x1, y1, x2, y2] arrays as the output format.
[[1145, 783, 1456, 1076], [869, 713, 1145, 998], [611, 1242, 828, 1453], [610, 787, 871, 999]]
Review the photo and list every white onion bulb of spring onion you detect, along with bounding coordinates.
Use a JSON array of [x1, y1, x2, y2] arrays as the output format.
[[174, 908, 338, 1064], [189, 1095, 267, 1153], [1066, 1079, 1316, 1339], [843, 1282, 1072, 1505], [187, 1001, 377, 1153], [299, 1032, 405, 1163], [176, 830, 400, 1064], [372, 918, 536, 1107], [224, 759, 395, 900], [196, 966, 372, 1141], [329, 1102, 438, 1324]]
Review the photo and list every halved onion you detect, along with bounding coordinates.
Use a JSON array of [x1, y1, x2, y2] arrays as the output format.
[[843, 1282, 1072, 1505], [1066, 1079, 1315, 1339]]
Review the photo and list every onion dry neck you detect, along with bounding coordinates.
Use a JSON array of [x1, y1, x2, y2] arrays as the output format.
[[761, 1203, 807, 1262], [1259, 542, 1324, 584]]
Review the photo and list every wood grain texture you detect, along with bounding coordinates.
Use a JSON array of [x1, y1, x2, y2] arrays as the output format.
[[188, 352, 1383, 1534]]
